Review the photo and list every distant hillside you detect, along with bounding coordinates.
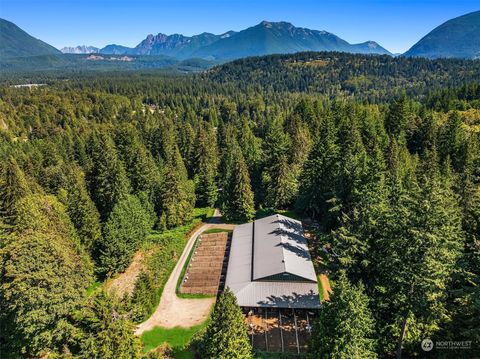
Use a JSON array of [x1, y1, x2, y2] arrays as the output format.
[[0, 18, 61, 58], [203, 51, 480, 101], [99, 44, 135, 55], [350, 41, 391, 55], [100, 21, 391, 59], [61, 45, 99, 54], [405, 11, 480, 59], [0, 53, 216, 73]]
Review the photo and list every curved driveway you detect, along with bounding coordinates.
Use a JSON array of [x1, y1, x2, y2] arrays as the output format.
[[135, 211, 234, 335]]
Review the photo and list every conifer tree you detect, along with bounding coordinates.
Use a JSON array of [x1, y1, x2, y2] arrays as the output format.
[[157, 146, 196, 229], [177, 121, 196, 176], [193, 122, 218, 207], [289, 118, 313, 174], [150, 116, 196, 228], [385, 94, 411, 139], [130, 271, 156, 322], [329, 157, 388, 285], [114, 125, 161, 199], [55, 163, 102, 252], [263, 117, 297, 208], [373, 151, 464, 356], [439, 111, 468, 171], [309, 273, 377, 359], [87, 131, 131, 220], [237, 118, 264, 203], [264, 154, 297, 208], [97, 194, 152, 276], [203, 288, 252, 359], [296, 113, 339, 222], [237, 117, 263, 170], [335, 110, 369, 216], [220, 139, 255, 222], [0, 157, 30, 226], [79, 292, 142, 359]]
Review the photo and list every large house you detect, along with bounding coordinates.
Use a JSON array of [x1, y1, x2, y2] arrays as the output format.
[[225, 214, 321, 310]]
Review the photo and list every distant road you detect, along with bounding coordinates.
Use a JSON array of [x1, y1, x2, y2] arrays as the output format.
[[135, 210, 235, 334]]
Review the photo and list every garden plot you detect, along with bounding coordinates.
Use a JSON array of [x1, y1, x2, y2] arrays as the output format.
[[180, 232, 229, 295]]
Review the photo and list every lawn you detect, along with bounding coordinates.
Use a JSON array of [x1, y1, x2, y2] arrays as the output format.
[[317, 274, 332, 301], [85, 281, 101, 297], [202, 227, 233, 234], [256, 208, 302, 220], [254, 352, 307, 358], [141, 321, 209, 356]]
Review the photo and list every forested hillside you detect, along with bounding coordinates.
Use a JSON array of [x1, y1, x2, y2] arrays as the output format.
[[0, 53, 479, 358], [204, 52, 480, 101]]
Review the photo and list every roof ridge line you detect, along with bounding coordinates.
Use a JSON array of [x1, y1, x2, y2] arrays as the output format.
[[278, 214, 288, 274]]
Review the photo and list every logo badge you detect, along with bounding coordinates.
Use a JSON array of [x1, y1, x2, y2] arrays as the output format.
[[421, 339, 434, 352]]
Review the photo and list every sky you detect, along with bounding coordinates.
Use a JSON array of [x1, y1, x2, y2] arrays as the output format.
[[0, 0, 478, 53]]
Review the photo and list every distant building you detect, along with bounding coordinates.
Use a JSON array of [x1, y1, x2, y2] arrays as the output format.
[[225, 214, 321, 309]]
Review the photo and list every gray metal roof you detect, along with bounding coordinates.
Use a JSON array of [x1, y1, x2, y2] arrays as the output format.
[[253, 214, 317, 282], [225, 215, 320, 309]]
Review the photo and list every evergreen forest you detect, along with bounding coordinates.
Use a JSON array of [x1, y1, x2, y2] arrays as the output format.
[[0, 52, 479, 358]]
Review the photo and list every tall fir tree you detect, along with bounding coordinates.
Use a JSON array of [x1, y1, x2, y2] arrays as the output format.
[[220, 138, 255, 222], [79, 292, 142, 359], [385, 94, 411, 140], [296, 112, 339, 224], [309, 273, 377, 359], [157, 145, 196, 229], [372, 150, 464, 357], [193, 121, 218, 207], [114, 125, 161, 200], [87, 131, 131, 220], [203, 288, 252, 359], [97, 194, 152, 276], [0, 157, 30, 227], [48, 163, 102, 252], [262, 117, 298, 208]]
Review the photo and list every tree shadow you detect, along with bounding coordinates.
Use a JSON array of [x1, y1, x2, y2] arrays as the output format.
[[257, 290, 321, 309], [268, 218, 312, 261]]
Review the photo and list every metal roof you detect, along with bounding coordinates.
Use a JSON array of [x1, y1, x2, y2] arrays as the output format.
[[253, 214, 317, 282], [225, 215, 320, 309]]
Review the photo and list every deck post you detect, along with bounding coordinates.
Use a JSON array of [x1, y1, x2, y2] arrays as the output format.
[[264, 309, 268, 352], [278, 309, 284, 353], [293, 309, 300, 354], [249, 309, 253, 346], [306, 311, 311, 336]]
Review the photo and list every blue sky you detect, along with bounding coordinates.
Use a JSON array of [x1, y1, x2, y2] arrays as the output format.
[[0, 0, 478, 53]]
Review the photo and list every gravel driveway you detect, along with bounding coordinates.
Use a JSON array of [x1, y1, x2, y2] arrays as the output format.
[[135, 211, 234, 334]]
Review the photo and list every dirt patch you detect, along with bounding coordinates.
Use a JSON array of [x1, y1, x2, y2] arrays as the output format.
[[107, 251, 146, 298], [319, 274, 332, 301], [0, 118, 8, 131]]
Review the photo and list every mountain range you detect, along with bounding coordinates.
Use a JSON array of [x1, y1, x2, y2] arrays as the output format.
[[95, 21, 391, 59], [1, 10, 479, 65], [61, 45, 99, 54]]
